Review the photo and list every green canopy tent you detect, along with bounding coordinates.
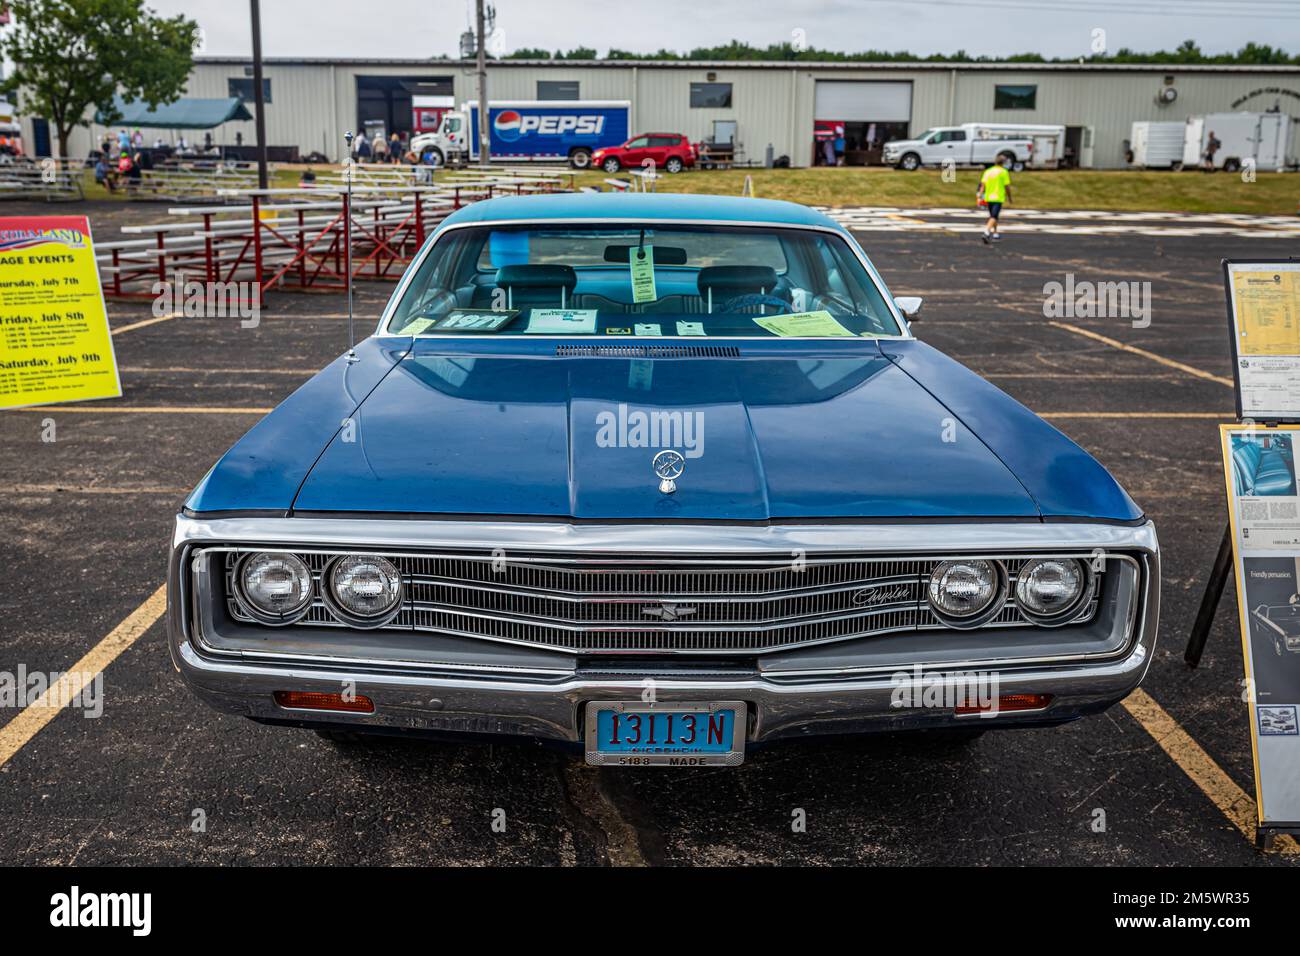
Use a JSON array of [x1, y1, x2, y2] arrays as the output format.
[[94, 96, 253, 128]]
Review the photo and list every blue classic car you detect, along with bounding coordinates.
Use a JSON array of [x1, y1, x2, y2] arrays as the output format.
[[167, 193, 1159, 766]]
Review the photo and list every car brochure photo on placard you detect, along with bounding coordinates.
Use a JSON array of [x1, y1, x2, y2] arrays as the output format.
[[1221, 424, 1300, 834]]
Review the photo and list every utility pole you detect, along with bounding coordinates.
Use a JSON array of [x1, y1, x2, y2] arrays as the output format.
[[475, 0, 490, 164], [249, 0, 269, 189]]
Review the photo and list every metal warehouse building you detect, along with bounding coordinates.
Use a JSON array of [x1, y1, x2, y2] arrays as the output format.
[[62, 56, 1300, 168]]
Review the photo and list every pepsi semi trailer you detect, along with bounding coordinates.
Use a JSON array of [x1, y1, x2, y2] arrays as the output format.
[[464, 100, 631, 166]]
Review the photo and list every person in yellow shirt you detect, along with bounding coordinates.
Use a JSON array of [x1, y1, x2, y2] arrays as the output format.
[[976, 160, 1012, 243]]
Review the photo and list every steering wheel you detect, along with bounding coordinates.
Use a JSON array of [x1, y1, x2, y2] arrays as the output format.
[[718, 293, 792, 315]]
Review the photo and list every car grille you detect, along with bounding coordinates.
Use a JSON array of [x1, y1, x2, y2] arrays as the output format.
[[222, 550, 1098, 655]]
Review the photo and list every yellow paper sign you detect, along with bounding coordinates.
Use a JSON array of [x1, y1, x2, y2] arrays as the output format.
[[753, 310, 855, 337], [1232, 270, 1300, 357], [0, 216, 119, 409], [630, 245, 656, 304]]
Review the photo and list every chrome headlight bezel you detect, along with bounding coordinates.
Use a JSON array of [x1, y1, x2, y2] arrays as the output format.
[[1014, 557, 1093, 626], [927, 558, 1008, 629], [322, 553, 404, 629], [233, 551, 314, 626]]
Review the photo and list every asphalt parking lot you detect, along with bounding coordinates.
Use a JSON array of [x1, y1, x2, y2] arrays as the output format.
[[1, 198, 1297, 866]]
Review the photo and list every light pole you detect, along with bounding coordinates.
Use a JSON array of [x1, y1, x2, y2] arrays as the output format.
[[249, 0, 269, 189], [475, 0, 490, 164], [343, 131, 356, 363]]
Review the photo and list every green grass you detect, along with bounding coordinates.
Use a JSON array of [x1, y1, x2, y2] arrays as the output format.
[[573, 166, 1300, 216], [76, 162, 1299, 216]]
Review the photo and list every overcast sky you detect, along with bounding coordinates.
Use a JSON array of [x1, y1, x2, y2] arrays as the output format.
[[152, 0, 1300, 61]]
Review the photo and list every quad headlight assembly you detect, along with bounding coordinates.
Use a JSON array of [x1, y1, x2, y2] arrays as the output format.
[[926, 556, 1093, 629]]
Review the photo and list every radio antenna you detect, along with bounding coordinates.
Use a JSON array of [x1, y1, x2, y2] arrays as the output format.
[[343, 130, 357, 363]]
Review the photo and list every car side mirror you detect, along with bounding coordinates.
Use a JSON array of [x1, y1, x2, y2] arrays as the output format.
[[895, 296, 923, 321]]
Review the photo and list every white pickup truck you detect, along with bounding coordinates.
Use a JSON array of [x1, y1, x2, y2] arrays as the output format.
[[883, 125, 1036, 171]]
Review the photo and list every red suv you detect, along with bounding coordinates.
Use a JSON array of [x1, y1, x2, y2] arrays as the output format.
[[590, 133, 696, 173]]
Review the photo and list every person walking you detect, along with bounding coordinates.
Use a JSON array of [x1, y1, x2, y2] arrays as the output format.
[[1202, 130, 1221, 171], [371, 131, 388, 163], [976, 158, 1012, 243], [389, 132, 402, 164], [356, 134, 371, 162]]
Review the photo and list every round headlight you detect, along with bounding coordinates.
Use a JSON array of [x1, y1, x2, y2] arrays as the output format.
[[1016, 558, 1087, 622], [326, 554, 403, 626], [928, 559, 1003, 624], [238, 552, 312, 624]]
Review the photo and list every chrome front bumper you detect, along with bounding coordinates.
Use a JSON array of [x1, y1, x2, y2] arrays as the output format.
[[168, 515, 1160, 744]]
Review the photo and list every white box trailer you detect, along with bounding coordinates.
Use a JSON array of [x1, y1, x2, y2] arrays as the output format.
[[965, 123, 1066, 169], [1129, 121, 1185, 169], [1182, 112, 1294, 172]]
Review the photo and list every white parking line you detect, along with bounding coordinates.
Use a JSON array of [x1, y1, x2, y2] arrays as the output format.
[[822, 205, 1300, 238]]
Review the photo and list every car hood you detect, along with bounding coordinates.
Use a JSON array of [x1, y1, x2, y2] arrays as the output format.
[[288, 339, 1058, 521]]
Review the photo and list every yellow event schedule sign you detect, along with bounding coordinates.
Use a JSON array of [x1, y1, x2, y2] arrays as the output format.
[[0, 216, 119, 409]]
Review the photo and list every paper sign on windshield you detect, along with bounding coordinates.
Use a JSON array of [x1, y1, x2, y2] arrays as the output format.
[[753, 311, 855, 337], [525, 308, 598, 335]]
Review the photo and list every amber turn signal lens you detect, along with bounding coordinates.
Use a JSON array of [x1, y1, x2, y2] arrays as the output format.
[[273, 690, 374, 713], [954, 693, 1052, 716]]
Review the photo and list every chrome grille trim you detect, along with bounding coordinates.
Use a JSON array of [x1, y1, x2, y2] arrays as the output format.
[[213, 546, 1107, 655]]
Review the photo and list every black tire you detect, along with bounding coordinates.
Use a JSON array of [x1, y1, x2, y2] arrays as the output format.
[[602, 156, 622, 173], [997, 151, 1016, 169], [1170, 160, 1184, 172], [427, 147, 444, 168], [898, 152, 921, 171], [569, 148, 592, 170], [315, 729, 367, 745], [665, 156, 684, 173], [1222, 157, 1241, 174]]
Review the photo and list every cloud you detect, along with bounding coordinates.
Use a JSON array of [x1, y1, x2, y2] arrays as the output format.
[[155, 0, 1298, 60]]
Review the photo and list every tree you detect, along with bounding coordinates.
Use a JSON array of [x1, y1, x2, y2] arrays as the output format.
[[0, 0, 197, 158], [504, 47, 551, 60]]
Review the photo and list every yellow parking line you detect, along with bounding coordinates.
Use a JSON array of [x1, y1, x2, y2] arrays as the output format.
[[1049, 322, 1234, 388], [111, 313, 180, 335], [0, 584, 167, 769], [11, 484, 188, 495], [118, 366, 317, 375], [1041, 412, 1229, 419], [1122, 688, 1298, 855], [9, 405, 272, 414]]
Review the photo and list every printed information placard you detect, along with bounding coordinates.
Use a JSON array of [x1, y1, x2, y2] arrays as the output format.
[[1220, 423, 1300, 831], [1225, 259, 1300, 423], [0, 216, 119, 409]]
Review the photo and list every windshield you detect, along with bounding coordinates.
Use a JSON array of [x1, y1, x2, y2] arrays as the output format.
[[384, 223, 902, 338]]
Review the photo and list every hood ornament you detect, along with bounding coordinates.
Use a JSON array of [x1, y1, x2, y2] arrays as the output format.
[[652, 450, 685, 494]]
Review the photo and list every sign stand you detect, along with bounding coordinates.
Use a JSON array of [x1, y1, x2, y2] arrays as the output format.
[[1195, 258, 1300, 850], [1184, 522, 1233, 668]]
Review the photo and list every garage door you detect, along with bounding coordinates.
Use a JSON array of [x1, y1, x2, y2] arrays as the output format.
[[814, 81, 912, 122]]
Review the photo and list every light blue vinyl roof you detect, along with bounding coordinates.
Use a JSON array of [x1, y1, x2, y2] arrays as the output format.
[[439, 192, 844, 230]]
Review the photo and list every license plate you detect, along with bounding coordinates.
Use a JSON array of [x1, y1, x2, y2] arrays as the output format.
[[584, 700, 746, 767]]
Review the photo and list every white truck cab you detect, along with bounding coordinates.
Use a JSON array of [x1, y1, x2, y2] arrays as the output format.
[[409, 113, 467, 167]]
